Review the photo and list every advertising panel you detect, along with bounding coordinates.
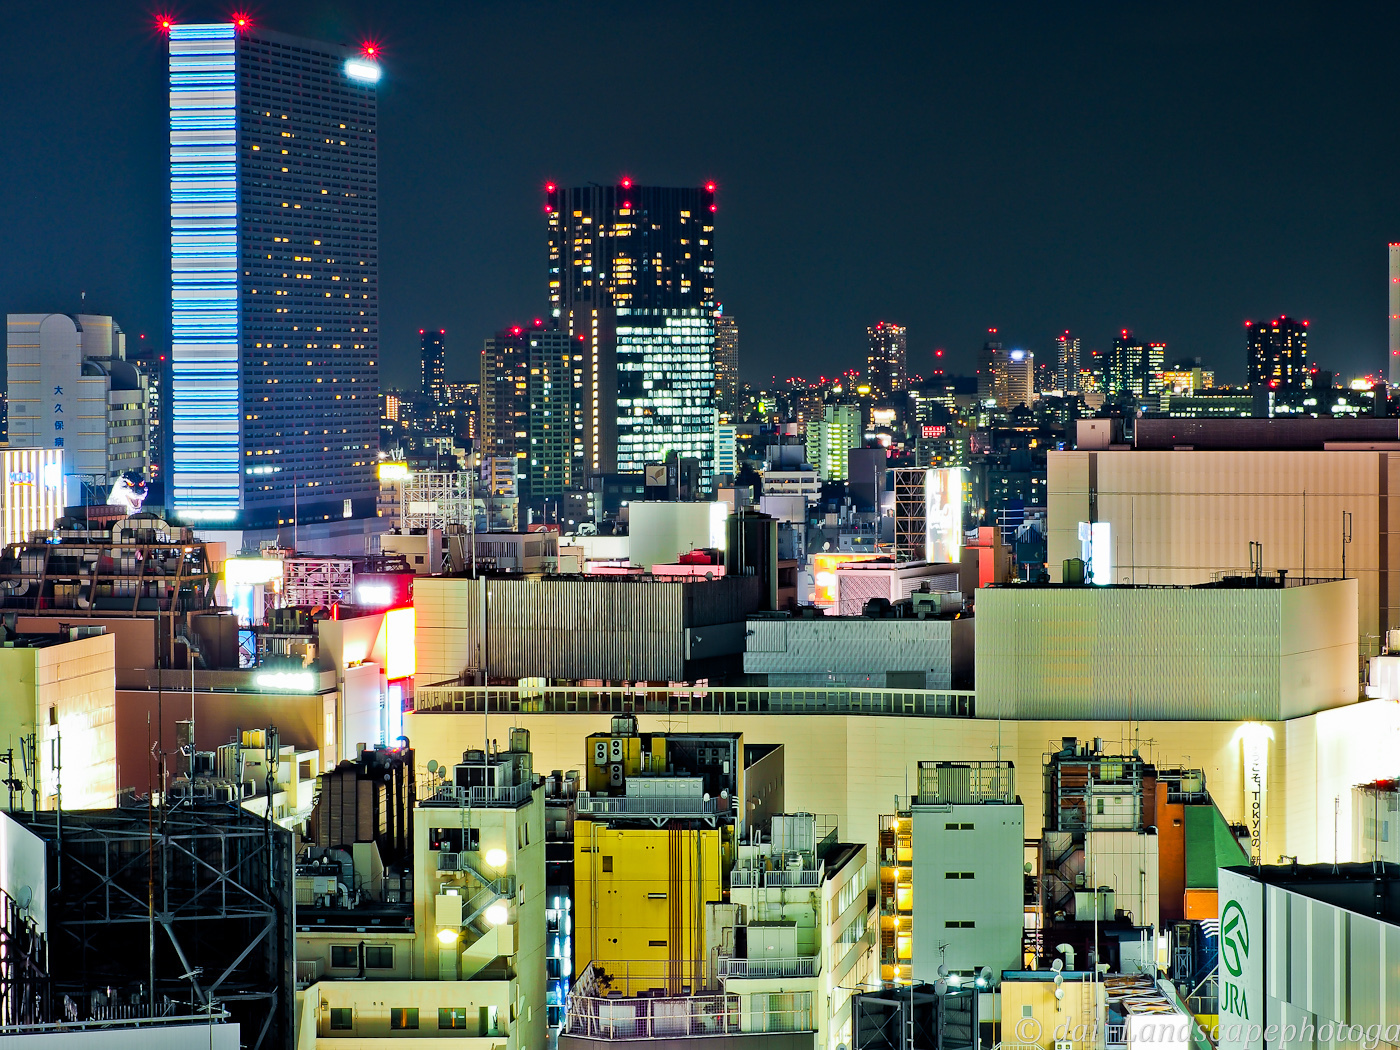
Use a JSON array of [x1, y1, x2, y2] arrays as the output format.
[[385, 606, 416, 680], [811, 552, 883, 606], [1217, 868, 1265, 1050], [1, 447, 65, 547], [926, 467, 963, 563]]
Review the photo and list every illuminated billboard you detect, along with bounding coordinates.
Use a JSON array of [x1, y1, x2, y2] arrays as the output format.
[[1, 448, 65, 547], [925, 467, 963, 564], [811, 552, 884, 606], [385, 606, 416, 680]]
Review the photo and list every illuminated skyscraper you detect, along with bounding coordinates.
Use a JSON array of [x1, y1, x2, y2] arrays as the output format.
[[1108, 331, 1164, 406], [480, 321, 573, 499], [866, 321, 908, 395], [1246, 316, 1308, 392], [546, 180, 717, 482], [1388, 243, 1399, 386], [713, 305, 739, 414], [420, 328, 446, 426], [168, 21, 381, 526], [976, 332, 1003, 401], [1056, 331, 1080, 392]]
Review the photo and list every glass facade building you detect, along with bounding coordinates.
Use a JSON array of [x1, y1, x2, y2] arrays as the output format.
[[169, 22, 379, 526], [546, 181, 717, 482]]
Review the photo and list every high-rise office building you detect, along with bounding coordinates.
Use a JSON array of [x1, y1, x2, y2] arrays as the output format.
[[805, 404, 863, 481], [976, 332, 1003, 401], [1108, 330, 1165, 406], [713, 304, 739, 415], [420, 328, 446, 426], [866, 321, 908, 395], [1247, 316, 1309, 392], [996, 348, 1034, 408], [7, 314, 149, 498], [1390, 243, 1400, 386], [546, 179, 717, 482], [1056, 330, 1080, 392], [168, 21, 381, 526], [481, 327, 530, 463], [481, 322, 574, 499]]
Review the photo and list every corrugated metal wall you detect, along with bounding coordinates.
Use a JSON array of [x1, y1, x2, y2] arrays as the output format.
[[744, 617, 954, 688], [975, 586, 1286, 721], [415, 576, 763, 683]]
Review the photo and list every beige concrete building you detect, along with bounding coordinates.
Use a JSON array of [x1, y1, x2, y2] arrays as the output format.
[[975, 578, 1358, 721], [295, 736, 547, 1050], [0, 629, 116, 810], [1048, 448, 1400, 653], [404, 705, 1293, 888]]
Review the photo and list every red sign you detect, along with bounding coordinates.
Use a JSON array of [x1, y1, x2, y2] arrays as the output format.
[[921, 425, 947, 439]]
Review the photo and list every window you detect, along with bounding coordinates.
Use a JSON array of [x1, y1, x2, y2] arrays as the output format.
[[330, 945, 356, 968], [1096, 799, 1105, 815], [365, 945, 393, 969], [944, 822, 974, 831], [390, 1008, 418, 1030], [602, 855, 613, 872], [429, 827, 480, 852], [440, 1008, 469, 1030], [944, 872, 975, 880], [329, 1008, 353, 1030], [945, 920, 975, 929], [649, 939, 668, 947]]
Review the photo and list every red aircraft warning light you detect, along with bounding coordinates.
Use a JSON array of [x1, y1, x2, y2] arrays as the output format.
[[232, 11, 251, 30], [620, 177, 632, 189]]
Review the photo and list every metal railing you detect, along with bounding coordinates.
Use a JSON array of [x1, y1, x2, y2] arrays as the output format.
[[717, 955, 819, 979], [0, 1010, 232, 1035], [565, 993, 742, 1039], [729, 867, 821, 889], [413, 683, 974, 718], [420, 782, 534, 808], [575, 792, 721, 818], [1105, 1023, 1127, 1047]]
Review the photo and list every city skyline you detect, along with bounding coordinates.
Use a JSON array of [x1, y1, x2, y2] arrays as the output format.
[[7, 2, 1400, 392]]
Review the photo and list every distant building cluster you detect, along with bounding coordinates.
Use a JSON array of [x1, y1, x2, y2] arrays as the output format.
[[3, 14, 1400, 1050]]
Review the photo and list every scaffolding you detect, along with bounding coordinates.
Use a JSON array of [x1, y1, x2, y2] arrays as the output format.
[[282, 557, 354, 608], [1, 804, 293, 1049], [892, 467, 929, 563], [400, 471, 476, 533]]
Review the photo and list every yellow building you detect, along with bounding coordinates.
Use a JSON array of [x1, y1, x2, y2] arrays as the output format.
[[574, 822, 724, 991], [571, 717, 747, 987], [295, 732, 546, 1050], [0, 628, 116, 810]]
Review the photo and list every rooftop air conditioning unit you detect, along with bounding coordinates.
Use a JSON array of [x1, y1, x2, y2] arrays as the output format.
[[437, 851, 461, 872]]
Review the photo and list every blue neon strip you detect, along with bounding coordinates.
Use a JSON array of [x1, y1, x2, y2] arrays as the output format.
[[170, 23, 242, 512]]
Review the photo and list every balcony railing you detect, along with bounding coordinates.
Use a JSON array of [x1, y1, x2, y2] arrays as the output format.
[[413, 683, 974, 719], [717, 955, 819, 979], [732, 867, 821, 889], [420, 782, 534, 808], [575, 792, 721, 818]]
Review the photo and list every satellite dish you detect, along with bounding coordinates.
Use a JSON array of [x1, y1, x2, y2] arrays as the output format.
[[1053, 973, 1064, 988], [1053, 986, 1064, 1001], [937, 964, 949, 978], [933, 978, 947, 996], [16, 886, 32, 910], [979, 966, 992, 986], [427, 759, 439, 773], [1050, 958, 1064, 973]]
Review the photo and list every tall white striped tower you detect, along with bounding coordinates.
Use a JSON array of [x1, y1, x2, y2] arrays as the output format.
[[1390, 242, 1400, 385]]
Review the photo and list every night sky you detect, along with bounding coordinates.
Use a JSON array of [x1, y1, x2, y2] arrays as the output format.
[[4, 0, 1400, 389]]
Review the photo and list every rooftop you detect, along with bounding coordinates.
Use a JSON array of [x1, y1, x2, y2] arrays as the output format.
[[1225, 861, 1400, 924]]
